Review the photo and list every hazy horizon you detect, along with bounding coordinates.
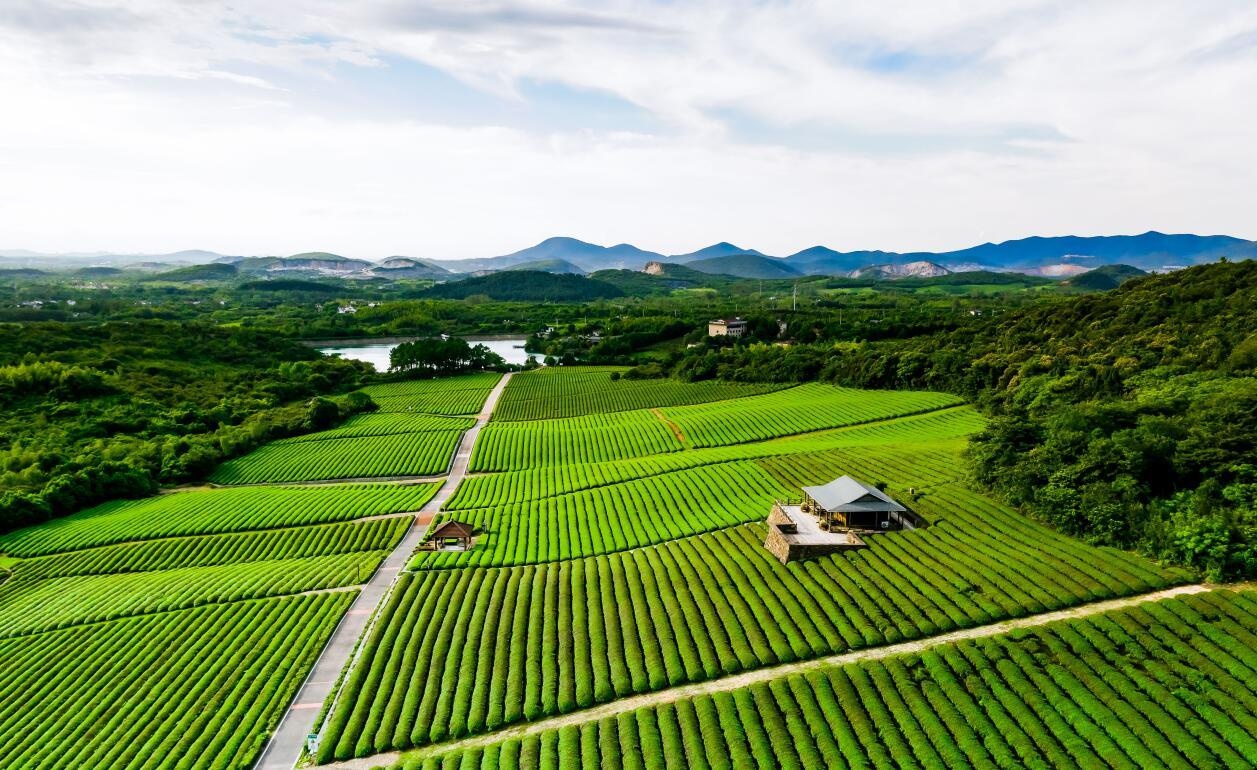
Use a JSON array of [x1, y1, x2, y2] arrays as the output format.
[[3, 1, 1256, 258], [6, 228, 1257, 266]]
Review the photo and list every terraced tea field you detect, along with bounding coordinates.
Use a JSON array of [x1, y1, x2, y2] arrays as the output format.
[[493, 367, 789, 420], [0, 369, 1233, 770], [0, 375, 494, 770], [0, 593, 354, 770], [0, 479, 431, 768], [660, 383, 965, 447], [16, 517, 410, 581], [209, 375, 499, 484], [360, 373, 501, 415], [469, 410, 683, 472], [376, 588, 1257, 770], [310, 369, 1203, 768], [329, 460, 1178, 759], [412, 461, 791, 568], [0, 483, 437, 556], [210, 415, 475, 484], [443, 408, 982, 511]]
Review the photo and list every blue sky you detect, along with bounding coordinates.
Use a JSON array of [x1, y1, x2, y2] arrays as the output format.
[[1, 1, 1255, 259]]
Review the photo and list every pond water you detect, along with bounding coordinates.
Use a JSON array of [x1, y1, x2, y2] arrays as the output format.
[[318, 336, 532, 371]]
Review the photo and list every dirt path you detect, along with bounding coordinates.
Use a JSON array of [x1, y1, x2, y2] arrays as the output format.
[[253, 373, 513, 770], [318, 582, 1219, 770], [650, 408, 687, 446]]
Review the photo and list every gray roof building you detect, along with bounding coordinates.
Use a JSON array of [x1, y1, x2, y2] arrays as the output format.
[[802, 475, 906, 530]]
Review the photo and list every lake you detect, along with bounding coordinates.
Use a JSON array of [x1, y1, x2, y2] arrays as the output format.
[[317, 336, 533, 371]]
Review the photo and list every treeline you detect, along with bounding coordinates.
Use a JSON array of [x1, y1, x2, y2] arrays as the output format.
[[0, 321, 376, 534], [632, 261, 1257, 579], [389, 337, 508, 377]]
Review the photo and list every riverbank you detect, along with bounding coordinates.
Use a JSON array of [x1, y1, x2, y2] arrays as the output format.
[[298, 334, 530, 347], [313, 336, 532, 370]]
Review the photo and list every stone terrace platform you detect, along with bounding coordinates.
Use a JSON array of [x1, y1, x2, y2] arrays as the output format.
[[764, 502, 866, 564]]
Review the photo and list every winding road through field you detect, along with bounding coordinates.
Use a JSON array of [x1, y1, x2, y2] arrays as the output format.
[[253, 372, 512, 770], [315, 582, 1220, 770]]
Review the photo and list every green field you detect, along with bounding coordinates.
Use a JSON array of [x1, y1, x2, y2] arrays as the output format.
[[0, 550, 386, 639], [206, 375, 497, 484], [380, 588, 1257, 770], [0, 368, 1229, 770], [0, 374, 512, 770], [492, 367, 789, 420], [412, 461, 790, 569], [0, 483, 436, 557], [660, 383, 965, 447], [279, 412, 476, 442], [0, 593, 352, 770], [328, 459, 1179, 759], [209, 426, 469, 483], [443, 407, 982, 511], [360, 373, 501, 414], [0, 485, 413, 768], [470, 410, 683, 472], [469, 382, 966, 472], [318, 369, 1188, 763], [14, 516, 409, 581]]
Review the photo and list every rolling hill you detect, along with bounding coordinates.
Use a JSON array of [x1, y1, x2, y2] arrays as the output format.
[[502, 258, 586, 274], [436, 237, 663, 273], [1065, 263, 1148, 290], [422, 270, 624, 301], [146, 263, 239, 282], [371, 256, 453, 280], [683, 253, 803, 279], [669, 241, 766, 262]]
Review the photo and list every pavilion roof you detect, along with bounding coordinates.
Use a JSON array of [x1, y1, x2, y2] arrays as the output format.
[[429, 520, 475, 539], [803, 476, 905, 513]]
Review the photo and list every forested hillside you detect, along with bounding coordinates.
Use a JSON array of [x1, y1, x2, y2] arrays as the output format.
[[0, 322, 374, 532], [646, 261, 1257, 578]]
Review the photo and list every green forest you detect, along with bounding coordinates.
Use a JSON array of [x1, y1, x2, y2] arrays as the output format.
[[0, 323, 376, 531]]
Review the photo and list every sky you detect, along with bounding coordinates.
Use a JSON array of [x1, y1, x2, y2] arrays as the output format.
[[1, 0, 1256, 260]]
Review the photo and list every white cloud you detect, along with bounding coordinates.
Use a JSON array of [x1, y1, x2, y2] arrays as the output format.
[[0, 1, 1255, 258]]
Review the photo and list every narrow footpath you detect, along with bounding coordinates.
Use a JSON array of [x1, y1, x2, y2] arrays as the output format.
[[319, 582, 1217, 770], [254, 373, 513, 770]]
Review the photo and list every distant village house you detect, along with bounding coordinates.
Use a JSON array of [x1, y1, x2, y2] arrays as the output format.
[[708, 317, 747, 337]]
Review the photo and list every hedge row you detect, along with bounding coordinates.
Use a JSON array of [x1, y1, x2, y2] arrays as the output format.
[[326, 511, 1179, 759], [0, 593, 353, 770], [383, 589, 1257, 770]]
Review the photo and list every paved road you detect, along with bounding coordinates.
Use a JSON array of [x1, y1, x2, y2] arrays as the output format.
[[316, 582, 1217, 770], [254, 373, 512, 770]]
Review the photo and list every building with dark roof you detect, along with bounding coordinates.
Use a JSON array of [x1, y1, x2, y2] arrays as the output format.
[[802, 475, 907, 531]]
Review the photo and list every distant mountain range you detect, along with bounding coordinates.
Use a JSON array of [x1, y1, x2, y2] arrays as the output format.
[[433, 237, 661, 274], [670, 232, 1257, 279], [3, 231, 1254, 280]]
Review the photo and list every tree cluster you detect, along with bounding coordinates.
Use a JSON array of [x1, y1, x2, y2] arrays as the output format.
[[389, 337, 507, 377]]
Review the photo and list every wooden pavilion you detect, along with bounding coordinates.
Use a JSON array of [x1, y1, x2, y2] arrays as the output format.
[[426, 520, 475, 550], [801, 476, 907, 531]]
